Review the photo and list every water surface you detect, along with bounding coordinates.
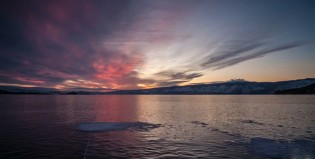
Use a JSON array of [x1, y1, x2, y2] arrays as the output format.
[[0, 95, 314, 158]]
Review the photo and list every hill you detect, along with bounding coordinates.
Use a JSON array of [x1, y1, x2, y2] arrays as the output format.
[[1, 78, 314, 95], [106, 78, 315, 94], [275, 83, 315, 94]]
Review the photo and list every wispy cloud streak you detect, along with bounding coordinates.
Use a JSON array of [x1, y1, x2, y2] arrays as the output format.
[[201, 41, 304, 70]]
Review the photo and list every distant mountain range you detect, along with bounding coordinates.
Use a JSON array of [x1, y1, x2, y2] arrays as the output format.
[[0, 86, 57, 94], [1, 78, 314, 95], [275, 83, 315, 94], [106, 78, 315, 95]]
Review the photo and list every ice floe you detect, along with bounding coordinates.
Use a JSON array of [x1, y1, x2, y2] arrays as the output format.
[[191, 121, 209, 127], [247, 137, 315, 158], [76, 122, 161, 132], [241, 119, 264, 125]]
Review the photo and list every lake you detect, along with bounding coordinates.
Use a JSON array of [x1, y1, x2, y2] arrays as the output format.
[[0, 95, 314, 159]]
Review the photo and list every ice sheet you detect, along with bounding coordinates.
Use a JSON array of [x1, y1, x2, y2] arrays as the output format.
[[247, 137, 315, 158], [76, 122, 161, 132]]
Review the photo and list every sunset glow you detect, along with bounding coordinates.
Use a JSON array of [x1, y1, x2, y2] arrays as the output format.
[[0, 0, 314, 91]]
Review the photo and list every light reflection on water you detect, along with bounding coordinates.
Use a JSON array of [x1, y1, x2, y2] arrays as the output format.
[[0, 95, 314, 158]]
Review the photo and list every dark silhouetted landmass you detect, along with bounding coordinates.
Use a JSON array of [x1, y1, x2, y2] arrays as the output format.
[[275, 83, 315, 94], [0, 78, 314, 95], [0, 86, 54, 94], [105, 78, 315, 95]]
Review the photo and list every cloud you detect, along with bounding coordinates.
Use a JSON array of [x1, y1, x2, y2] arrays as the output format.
[[214, 42, 304, 70], [156, 71, 203, 81], [0, 0, 197, 89], [201, 41, 265, 68], [0, 0, 311, 89], [201, 40, 304, 70], [54, 79, 116, 92], [157, 80, 189, 87], [151, 70, 203, 87], [0, 0, 145, 89]]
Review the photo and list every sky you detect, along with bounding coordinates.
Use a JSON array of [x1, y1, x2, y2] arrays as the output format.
[[0, 0, 314, 91]]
